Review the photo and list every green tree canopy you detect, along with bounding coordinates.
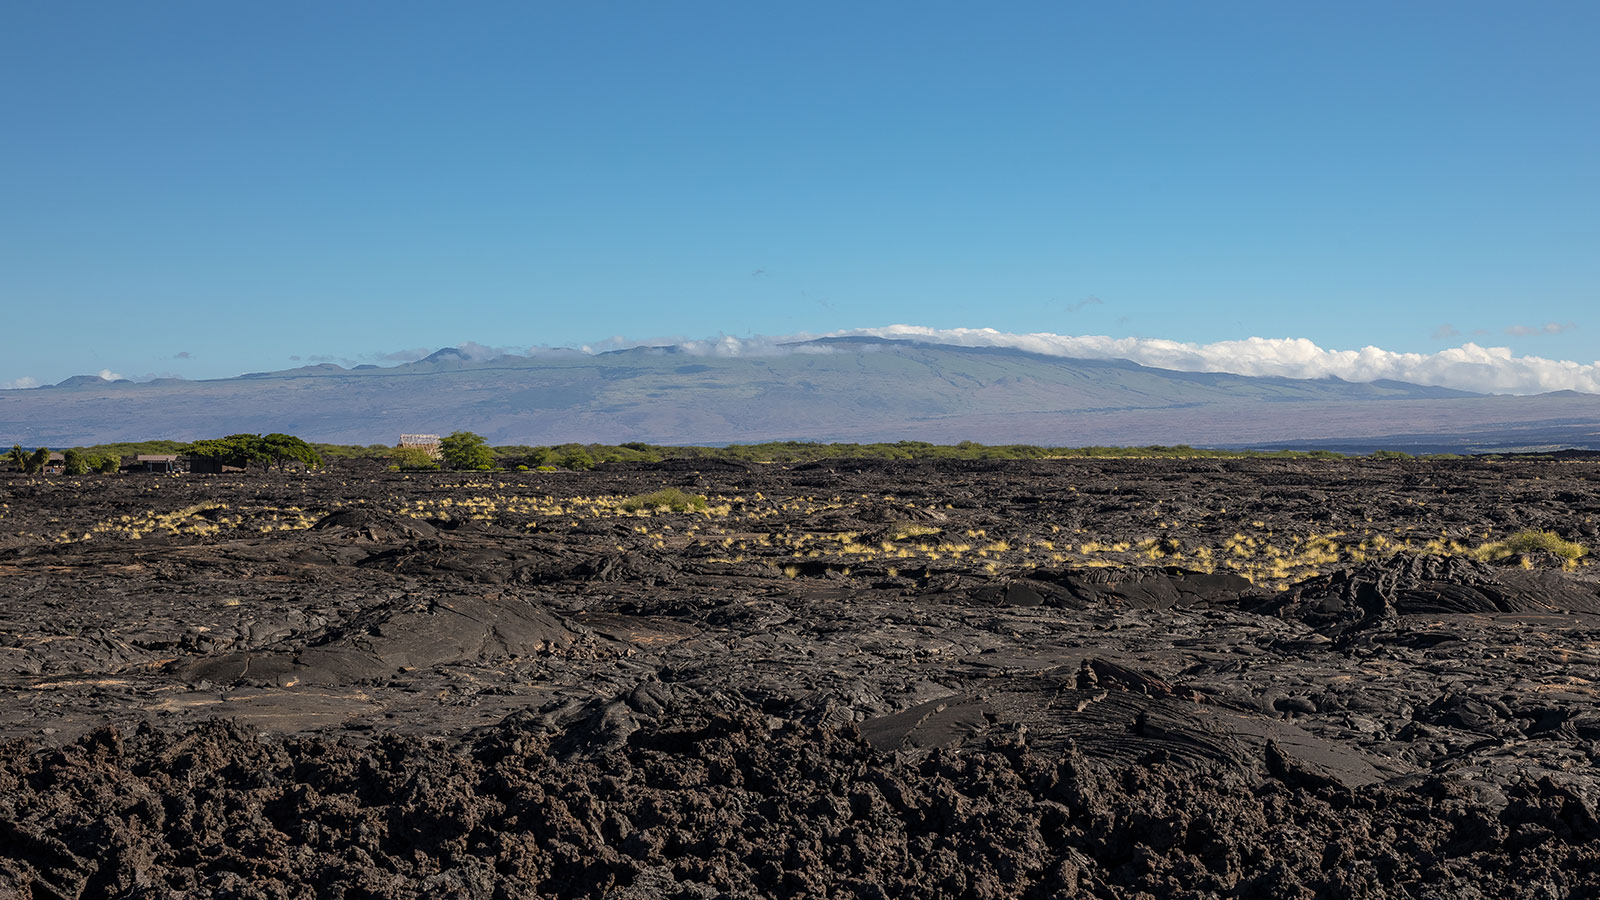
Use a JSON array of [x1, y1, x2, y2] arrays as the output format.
[[183, 433, 321, 472], [439, 431, 495, 470], [260, 433, 324, 470], [558, 447, 595, 470], [435, 432, 489, 474], [62, 448, 89, 476]]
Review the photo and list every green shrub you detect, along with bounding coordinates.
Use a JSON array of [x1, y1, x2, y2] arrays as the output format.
[[560, 448, 595, 471], [62, 449, 90, 476], [390, 447, 440, 471], [312, 443, 396, 460], [260, 433, 324, 470], [518, 446, 554, 467], [439, 431, 495, 470], [618, 488, 709, 513], [93, 454, 120, 474]]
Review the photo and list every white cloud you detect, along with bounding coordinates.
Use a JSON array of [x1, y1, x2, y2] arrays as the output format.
[[97, 369, 124, 381], [456, 341, 520, 361], [2, 376, 39, 390], [807, 326, 1600, 395]]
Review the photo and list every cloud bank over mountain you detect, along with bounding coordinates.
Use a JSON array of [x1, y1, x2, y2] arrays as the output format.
[[5, 326, 1596, 397], [575, 326, 1599, 396]]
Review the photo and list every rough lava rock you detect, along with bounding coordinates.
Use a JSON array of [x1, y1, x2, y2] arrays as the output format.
[[1, 457, 1598, 897]]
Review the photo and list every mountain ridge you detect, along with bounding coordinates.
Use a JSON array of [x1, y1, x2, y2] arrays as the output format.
[[4, 338, 1598, 451]]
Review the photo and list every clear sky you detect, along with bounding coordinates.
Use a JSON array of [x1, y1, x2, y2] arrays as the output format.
[[3, 1, 1596, 388]]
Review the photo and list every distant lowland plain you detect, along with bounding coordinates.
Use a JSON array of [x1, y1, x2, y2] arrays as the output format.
[[5, 337, 1600, 453]]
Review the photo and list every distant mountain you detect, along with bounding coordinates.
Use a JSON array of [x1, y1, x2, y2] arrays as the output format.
[[45, 374, 129, 388], [4, 338, 1600, 452]]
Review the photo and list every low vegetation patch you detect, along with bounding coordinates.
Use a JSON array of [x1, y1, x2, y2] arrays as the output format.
[[389, 447, 440, 471], [254, 440, 1358, 469], [1473, 530, 1588, 565], [618, 488, 709, 513]]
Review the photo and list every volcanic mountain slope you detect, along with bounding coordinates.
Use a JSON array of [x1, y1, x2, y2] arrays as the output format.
[[5, 337, 1600, 449]]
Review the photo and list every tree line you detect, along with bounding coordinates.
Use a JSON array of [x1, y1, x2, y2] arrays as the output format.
[[5, 434, 323, 475], [386, 434, 1359, 471], [11, 433, 1464, 477], [7, 445, 120, 475]]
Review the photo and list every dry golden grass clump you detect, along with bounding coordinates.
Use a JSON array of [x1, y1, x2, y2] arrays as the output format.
[[1472, 530, 1588, 567], [25, 475, 1592, 590], [618, 488, 709, 513], [55, 502, 324, 543]]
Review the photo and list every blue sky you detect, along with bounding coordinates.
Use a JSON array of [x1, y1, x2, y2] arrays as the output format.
[[3, 1, 1596, 388]]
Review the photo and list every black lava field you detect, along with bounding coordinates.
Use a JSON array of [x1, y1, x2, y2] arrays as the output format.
[[2, 457, 1598, 899]]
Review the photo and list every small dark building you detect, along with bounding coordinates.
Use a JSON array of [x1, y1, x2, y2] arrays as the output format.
[[188, 455, 234, 475], [135, 454, 179, 473]]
